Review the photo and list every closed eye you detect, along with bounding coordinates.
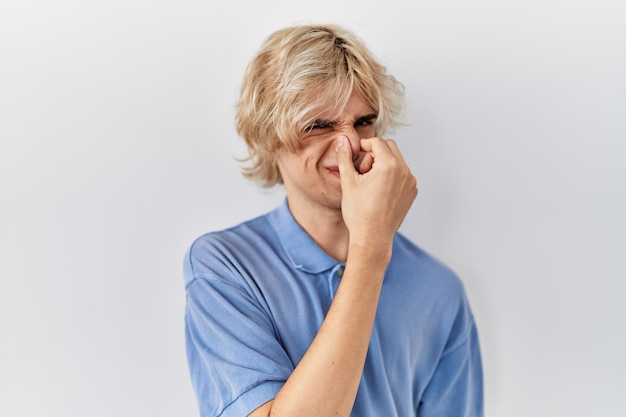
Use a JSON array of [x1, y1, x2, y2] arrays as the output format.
[[354, 114, 377, 128], [306, 119, 335, 132]]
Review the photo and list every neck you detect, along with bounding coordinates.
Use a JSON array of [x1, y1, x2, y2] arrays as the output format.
[[286, 199, 350, 262]]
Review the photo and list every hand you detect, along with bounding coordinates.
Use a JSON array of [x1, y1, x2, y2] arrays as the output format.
[[335, 135, 418, 247]]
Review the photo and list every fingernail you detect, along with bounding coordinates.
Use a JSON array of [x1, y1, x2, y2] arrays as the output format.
[[335, 136, 346, 152]]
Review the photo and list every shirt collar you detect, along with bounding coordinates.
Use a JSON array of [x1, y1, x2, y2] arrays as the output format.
[[269, 199, 340, 274]]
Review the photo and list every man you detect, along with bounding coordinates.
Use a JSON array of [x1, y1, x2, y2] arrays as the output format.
[[184, 24, 483, 417]]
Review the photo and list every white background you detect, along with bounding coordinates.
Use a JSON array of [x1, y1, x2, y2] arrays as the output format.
[[1, 1, 624, 416]]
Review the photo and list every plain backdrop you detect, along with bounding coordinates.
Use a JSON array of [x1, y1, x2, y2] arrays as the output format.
[[1, 1, 624, 416]]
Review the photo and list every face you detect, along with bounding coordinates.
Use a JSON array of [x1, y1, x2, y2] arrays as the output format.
[[276, 92, 377, 215]]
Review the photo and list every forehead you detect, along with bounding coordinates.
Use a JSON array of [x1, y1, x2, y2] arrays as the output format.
[[302, 90, 376, 123], [320, 92, 376, 120]]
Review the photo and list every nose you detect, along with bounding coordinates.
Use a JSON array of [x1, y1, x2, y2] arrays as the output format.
[[337, 126, 361, 156]]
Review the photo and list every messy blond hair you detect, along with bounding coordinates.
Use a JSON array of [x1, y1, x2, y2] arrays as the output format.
[[236, 24, 405, 187]]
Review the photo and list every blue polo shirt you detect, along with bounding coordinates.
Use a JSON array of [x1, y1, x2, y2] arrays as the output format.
[[184, 200, 483, 417]]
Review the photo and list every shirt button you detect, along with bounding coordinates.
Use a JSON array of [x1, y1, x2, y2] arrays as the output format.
[[336, 267, 344, 277]]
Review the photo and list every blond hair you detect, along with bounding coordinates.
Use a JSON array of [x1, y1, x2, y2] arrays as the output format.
[[236, 24, 405, 187]]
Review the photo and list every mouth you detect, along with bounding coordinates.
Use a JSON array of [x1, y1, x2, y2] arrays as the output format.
[[325, 158, 363, 177]]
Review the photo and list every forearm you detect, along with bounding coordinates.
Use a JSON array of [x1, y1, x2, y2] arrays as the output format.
[[260, 245, 391, 417], [251, 137, 415, 417]]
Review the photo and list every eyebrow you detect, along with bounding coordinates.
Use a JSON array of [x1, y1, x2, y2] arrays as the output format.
[[305, 113, 378, 133], [301, 119, 335, 133], [311, 118, 336, 128], [312, 113, 377, 127]]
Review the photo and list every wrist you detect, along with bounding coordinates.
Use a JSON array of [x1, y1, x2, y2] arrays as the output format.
[[347, 237, 393, 266]]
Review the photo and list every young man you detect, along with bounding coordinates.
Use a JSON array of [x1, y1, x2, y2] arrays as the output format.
[[184, 24, 483, 417]]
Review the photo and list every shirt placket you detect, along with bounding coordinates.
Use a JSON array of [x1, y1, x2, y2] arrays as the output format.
[[327, 263, 345, 299]]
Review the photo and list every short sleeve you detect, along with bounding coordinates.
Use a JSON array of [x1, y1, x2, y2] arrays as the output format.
[[417, 292, 484, 417], [184, 274, 293, 417]]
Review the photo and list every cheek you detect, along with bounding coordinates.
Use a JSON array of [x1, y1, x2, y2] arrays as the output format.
[[279, 153, 316, 176], [302, 144, 334, 164], [356, 125, 376, 138], [277, 141, 333, 173]]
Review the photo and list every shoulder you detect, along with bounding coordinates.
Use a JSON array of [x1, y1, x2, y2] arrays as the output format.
[[183, 211, 279, 287], [387, 233, 477, 345], [387, 233, 468, 309], [392, 233, 462, 286]]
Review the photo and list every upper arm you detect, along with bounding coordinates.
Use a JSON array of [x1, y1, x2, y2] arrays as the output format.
[[185, 276, 290, 416], [417, 311, 483, 417], [247, 400, 273, 417]]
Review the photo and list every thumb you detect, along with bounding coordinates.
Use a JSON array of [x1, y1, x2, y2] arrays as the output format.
[[335, 136, 357, 183]]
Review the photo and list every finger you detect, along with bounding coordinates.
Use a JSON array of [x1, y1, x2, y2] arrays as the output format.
[[354, 151, 374, 174], [382, 139, 408, 165], [360, 137, 407, 165], [359, 137, 392, 156], [334, 136, 357, 183]]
